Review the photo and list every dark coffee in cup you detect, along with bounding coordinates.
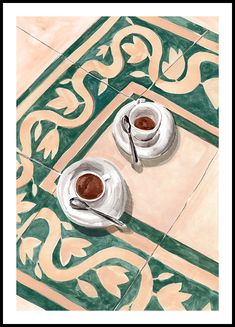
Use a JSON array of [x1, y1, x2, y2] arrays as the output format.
[[76, 173, 104, 200], [134, 116, 156, 130]]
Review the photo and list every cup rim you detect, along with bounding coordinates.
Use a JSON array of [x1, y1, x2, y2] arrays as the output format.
[[129, 102, 162, 133], [75, 171, 105, 202]]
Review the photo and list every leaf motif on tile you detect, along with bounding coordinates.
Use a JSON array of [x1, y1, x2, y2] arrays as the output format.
[[122, 36, 149, 64], [77, 279, 98, 298], [17, 212, 39, 240], [162, 48, 185, 80], [96, 45, 109, 59], [61, 221, 74, 230], [202, 302, 211, 311], [126, 17, 134, 25], [59, 238, 91, 266], [98, 79, 108, 96], [34, 121, 42, 141], [19, 237, 41, 265], [17, 193, 36, 214], [130, 71, 148, 78], [34, 262, 42, 279], [36, 127, 60, 160], [202, 78, 218, 109], [156, 282, 191, 310], [59, 79, 71, 85], [47, 88, 79, 115], [32, 183, 38, 197], [96, 265, 129, 298], [155, 272, 174, 281]]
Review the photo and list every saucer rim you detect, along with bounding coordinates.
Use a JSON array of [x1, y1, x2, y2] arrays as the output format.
[[57, 157, 127, 229], [112, 100, 176, 159]]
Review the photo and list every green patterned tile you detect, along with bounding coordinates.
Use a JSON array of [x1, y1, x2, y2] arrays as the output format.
[[115, 255, 218, 311], [17, 63, 129, 169], [16, 153, 59, 240], [149, 41, 219, 130], [16, 190, 157, 311], [67, 16, 197, 93]]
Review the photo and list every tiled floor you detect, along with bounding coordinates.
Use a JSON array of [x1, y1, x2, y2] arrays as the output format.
[[16, 16, 218, 311]]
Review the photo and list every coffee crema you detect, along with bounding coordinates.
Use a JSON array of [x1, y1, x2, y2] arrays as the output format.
[[134, 116, 156, 130], [76, 173, 103, 200]]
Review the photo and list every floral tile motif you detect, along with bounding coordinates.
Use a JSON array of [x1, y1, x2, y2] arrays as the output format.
[[16, 182, 218, 311], [16, 189, 156, 311], [16, 153, 60, 241], [149, 35, 219, 130], [63, 16, 200, 93], [17, 63, 130, 170], [115, 248, 218, 311]]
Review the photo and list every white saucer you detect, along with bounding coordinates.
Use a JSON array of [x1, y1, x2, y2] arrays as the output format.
[[112, 100, 176, 159], [57, 157, 127, 228]]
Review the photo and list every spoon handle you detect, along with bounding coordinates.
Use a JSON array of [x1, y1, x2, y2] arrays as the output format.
[[70, 198, 127, 229], [128, 133, 139, 165], [88, 206, 127, 228]]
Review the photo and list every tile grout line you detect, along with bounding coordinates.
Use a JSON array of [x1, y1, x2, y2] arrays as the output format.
[[17, 150, 62, 175], [114, 149, 218, 310], [136, 29, 209, 100], [16, 25, 135, 101], [165, 149, 218, 237]]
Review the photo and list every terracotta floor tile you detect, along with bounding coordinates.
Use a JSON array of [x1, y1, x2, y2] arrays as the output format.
[[16, 28, 59, 98], [166, 153, 218, 261], [17, 16, 100, 55]]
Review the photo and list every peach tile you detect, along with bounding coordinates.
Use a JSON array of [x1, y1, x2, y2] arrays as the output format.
[[84, 124, 217, 233], [16, 295, 44, 310], [185, 16, 218, 34], [167, 153, 218, 261], [16, 28, 59, 98], [16, 16, 100, 54]]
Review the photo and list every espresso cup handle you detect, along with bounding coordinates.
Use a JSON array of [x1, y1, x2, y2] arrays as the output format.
[[102, 173, 111, 181]]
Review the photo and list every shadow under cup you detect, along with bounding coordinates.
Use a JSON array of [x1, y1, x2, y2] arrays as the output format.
[[129, 103, 162, 141]]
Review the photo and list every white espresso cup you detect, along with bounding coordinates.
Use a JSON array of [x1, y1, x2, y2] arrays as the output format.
[[129, 102, 162, 141], [74, 171, 110, 203]]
